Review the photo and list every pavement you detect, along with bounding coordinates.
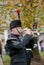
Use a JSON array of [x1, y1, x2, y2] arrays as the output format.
[[0, 56, 3, 65]]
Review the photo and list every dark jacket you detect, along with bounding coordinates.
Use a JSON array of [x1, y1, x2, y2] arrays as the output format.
[[25, 37, 34, 65], [0, 42, 2, 54], [26, 37, 34, 49], [5, 34, 32, 65]]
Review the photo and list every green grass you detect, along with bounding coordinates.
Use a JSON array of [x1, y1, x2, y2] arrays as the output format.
[[3, 55, 10, 65], [40, 52, 44, 59]]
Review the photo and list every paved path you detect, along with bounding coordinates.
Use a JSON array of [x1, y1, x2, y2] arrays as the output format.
[[0, 56, 3, 65]]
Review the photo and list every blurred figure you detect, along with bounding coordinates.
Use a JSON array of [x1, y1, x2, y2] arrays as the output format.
[[0, 40, 2, 58], [0, 40, 3, 65], [40, 40, 44, 52], [5, 20, 32, 65]]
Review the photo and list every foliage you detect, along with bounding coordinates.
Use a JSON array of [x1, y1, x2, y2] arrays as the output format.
[[20, 0, 44, 30], [0, 0, 44, 31]]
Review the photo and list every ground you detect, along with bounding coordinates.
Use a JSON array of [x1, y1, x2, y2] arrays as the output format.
[[31, 60, 44, 65], [0, 52, 44, 65], [0, 57, 3, 65]]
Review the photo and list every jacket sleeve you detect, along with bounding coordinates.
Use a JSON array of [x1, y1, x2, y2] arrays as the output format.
[[6, 34, 32, 49], [21, 34, 32, 46]]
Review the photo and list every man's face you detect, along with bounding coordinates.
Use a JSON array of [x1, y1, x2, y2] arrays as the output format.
[[11, 27, 22, 35]]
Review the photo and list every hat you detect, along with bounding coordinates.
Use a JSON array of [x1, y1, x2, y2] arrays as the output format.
[[10, 20, 22, 30]]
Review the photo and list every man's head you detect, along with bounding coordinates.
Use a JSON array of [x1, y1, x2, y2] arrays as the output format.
[[10, 20, 21, 30], [10, 20, 22, 35]]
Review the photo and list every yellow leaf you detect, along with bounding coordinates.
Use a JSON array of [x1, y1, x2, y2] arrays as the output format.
[[26, 4, 30, 9]]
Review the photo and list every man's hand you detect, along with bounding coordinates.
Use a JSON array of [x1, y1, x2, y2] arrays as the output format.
[[22, 28, 33, 36]]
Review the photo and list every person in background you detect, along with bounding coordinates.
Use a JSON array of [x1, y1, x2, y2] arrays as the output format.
[[0, 40, 3, 65], [40, 40, 44, 52], [0, 40, 2, 58], [5, 20, 32, 65]]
